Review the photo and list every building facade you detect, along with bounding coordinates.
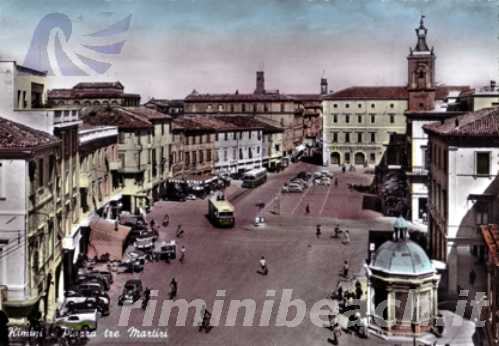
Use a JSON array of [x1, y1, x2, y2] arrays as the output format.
[[449, 80, 499, 112], [48, 82, 140, 107], [183, 71, 316, 156], [323, 88, 408, 167], [0, 61, 81, 320], [0, 117, 61, 322], [424, 107, 499, 294]]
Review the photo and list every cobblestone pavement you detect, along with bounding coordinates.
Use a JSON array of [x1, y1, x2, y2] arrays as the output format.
[[85, 163, 417, 346]]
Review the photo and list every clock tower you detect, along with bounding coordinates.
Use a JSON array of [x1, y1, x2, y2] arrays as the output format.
[[407, 16, 436, 111]]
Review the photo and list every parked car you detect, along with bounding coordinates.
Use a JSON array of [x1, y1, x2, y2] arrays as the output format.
[[75, 281, 107, 293], [134, 235, 154, 250], [75, 275, 109, 291], [64, 293, 110, 308], [315, 177, 331, 186], [320, 169, 333, 178], [70, 286, 110, 303], [289, 178, 309, 187], [185, 194, 197, 200], [282, 183, 304, 193], [54, 310, 97, 332], [111, 260, 144, 274], [86, 270, 113, 285], [62, 297, 109, 317], [123, 248, 150, 263], [118, 279, 143, 306]]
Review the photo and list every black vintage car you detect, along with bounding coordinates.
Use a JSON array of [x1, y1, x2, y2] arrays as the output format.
[[118, 279, 143, 306], [64, 297, 110, 317]]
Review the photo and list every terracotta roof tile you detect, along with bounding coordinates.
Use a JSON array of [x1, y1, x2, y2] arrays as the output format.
[[124, 107, 172, 121], [80, 106, 152, 130], [423, 107, 499, 137], [185, 92, 295, 102], [323, 86, 409, 100], [0, 117, 59, 153]]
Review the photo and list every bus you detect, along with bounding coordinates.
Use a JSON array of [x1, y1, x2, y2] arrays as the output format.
[[208, 197, 235, 228], [241, 168, 267, 188]]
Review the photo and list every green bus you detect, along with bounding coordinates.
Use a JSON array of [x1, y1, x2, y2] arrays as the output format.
[[208, 197, 235, 228]]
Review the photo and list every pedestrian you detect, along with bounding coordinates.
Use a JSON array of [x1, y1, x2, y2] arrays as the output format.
[[162, 214, 169, 227], [342, 230, 351, 245], [342, 165, 346, 173], [169, 278, 177, 299], [316, 224, 321, 238], [199, 304, 212, 333], [332, 224, 340, 239], [469, 269, 476, 286], [343, 260, 349, 278], [176, 224, 184, 238], [355, 280, 363, 299], [327, 312, 336, 330], [142, 287, 151, 310], [305, 203, 310, 214], [257, 256, 268, 275], [334, 177, 338, 187], [179, 245, 186, 263], [330, 322, 342, 345]]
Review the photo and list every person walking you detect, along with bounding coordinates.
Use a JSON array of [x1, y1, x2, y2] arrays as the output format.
[[169, 278, 178, 299], [316, 224, 321, 238], [176, 224, 184, 238], [258, 256, 268, 275], [162, 214, 169, 227], [329, 322, 342, 345], [142, 287, 151, 310], [305, 203, 310, 215], [179, 245, 186, 263], [469, 269, 476, 286], [342, 230, 351, 245], [332, 224, 340, 239], [334, 177, 338, 187], [199, 304, 212, 333], [343, 260, 349, 278]]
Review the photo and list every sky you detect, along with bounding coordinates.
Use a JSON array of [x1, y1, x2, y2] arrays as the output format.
[[0, 0, 497, 100]]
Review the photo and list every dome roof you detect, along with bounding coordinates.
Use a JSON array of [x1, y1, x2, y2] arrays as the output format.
[[371, 240, 434, 276], [393, 216, 409, 229]]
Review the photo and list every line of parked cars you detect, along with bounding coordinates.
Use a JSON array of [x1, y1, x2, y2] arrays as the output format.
[[281, 171, 313, 193], [55, 269, 113, 334], [313, 169, 333, 186]]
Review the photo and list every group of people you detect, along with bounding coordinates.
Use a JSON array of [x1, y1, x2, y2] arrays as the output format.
[[313, 224, 350, 244]]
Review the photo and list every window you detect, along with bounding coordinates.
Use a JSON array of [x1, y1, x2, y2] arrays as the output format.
[[248, 148, 253, 159], [207, 104, 213, 112], [192, 151, 196, 164], [38, 158, 44, 187], [239, 148, 243, 160], [390, 115, 395, 124], [215, 133, 219, 141], [333, 104, 338, 108], [370, 132, 375, 143], [239, 132, 243, 140], [233, 148, 237, 160], [345, 132, 350, 143], [257, 146, 260, 154], [161, 123, 165, 135], [224, 132, 228, 141], [332, 132, 338, 143], [344, 152, 351, 164], [358, 104, 362, 109], [257, 131, 261, 140], [253, 104, 257, 112], [358, 115, 362, 123], [264, 104, 268, 112], [233, 132, 237, 140], [371, 104, 375, 109], [230, 104, 234, 112], [345, 115, 350, 124], [217, 104, 223, 112], [370, 114, 375, 123], [199, 150, 204, 163], [249, 131, 252, 139], [207, 150, 211, 161], [224, 150, 228, 161], [275, 144, 280, 152], [475, 201, 490, 225], [185, 152, 190, 165], [333, 114, 338, 123], [370, 153, 376, 163], [242, 104, 246, 112], [345, 104, 350, 108], [390, 103, 394, 109], [476, 152, 491, 176], [280, 103, 285, 112], [357, 133, 362, 143]]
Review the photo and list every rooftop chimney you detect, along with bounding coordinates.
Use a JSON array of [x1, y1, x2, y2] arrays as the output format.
[[255, 71, 265, 94]]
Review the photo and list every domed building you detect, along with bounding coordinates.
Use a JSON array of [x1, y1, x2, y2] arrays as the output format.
[[366, 217, 440, 338]]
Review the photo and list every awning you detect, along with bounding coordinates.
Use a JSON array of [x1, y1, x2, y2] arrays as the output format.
[[87, 219, 130, 260]]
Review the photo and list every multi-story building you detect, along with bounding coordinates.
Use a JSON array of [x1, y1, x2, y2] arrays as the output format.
[[0, 117, 61, 322], [80, 106, 171, 213], [322, 17, 468, 169], [0, 61, 80, 320], [423, 107, 499, 294], [323, 86, 408, 167], [258, 121, 284, 171], [171, 117, 216, 179], [183, 71, 316, 156], [48, 81, 140, 107]]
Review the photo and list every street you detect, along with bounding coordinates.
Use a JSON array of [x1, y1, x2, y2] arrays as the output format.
[[89, 162, 395, 346]]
